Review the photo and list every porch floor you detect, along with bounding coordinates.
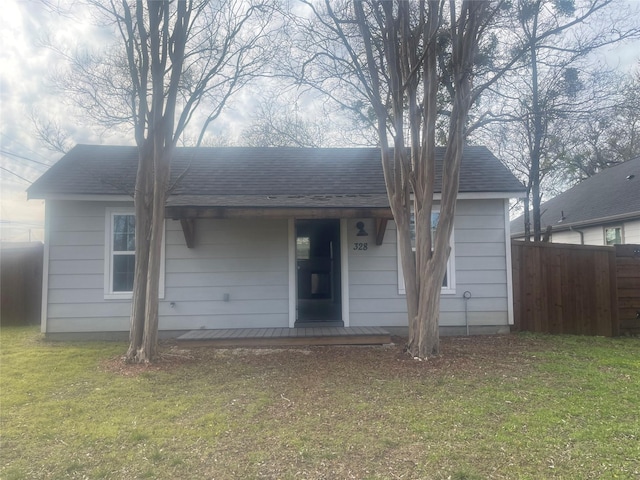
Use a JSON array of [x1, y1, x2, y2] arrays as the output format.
[[176, 326, 392, 347]]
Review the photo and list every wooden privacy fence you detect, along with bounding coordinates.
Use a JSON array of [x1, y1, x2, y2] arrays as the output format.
[[511, 241, 640, 336], [616, 244, 640, 335], [0, 243, 43, 326]]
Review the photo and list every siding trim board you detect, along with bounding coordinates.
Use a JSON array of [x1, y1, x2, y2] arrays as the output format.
[[504, 199, 515, 325], [288, 219, 296, 328], [41, 201, 51, 333]]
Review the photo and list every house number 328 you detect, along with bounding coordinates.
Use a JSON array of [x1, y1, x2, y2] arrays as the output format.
[[353, 242, 368, 251]]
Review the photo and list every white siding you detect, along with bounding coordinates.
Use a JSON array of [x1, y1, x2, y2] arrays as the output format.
[[46, 200, 289, 333], [551, 226, 603, 245], [624, 219, 640, 244], [551, 219, 640, 245], [46, 198, 513, 334], [162, 217, 289, 330], [584, 227, 605, 245], [347, 199, 510, 328], [46, 200, 132, 333]]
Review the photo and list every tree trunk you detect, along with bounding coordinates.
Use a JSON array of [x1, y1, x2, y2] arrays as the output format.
[[126, 142, 153, 362], [415, 259, 447, 356], [523, 188, 531, 241], [531, 179, 542, 241], [396, 205, 419, 349], [406, 0, 475, 358], [350, 0, 485, 358], [135, 138, 171, 362], [529, 10, 543, 242]]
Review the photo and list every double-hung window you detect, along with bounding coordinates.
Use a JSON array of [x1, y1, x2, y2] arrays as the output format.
[[112, 214, 136, 292], [105, 210, 136, 298], [398, 207, 456, 295], [104, 208, 165, 300]]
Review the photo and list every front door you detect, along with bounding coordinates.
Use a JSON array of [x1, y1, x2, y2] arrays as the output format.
[[295, 219, 342, 326]]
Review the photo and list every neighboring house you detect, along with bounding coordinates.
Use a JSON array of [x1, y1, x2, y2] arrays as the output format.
[[511, 157, 640, 245], [28, 145, 525, 338]]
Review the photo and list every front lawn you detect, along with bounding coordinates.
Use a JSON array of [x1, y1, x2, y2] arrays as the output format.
[[1, 327, 638, 479]]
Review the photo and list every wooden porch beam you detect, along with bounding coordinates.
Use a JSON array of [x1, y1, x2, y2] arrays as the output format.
[[166, 206, 393, 220], [180, 218, 196, 248], [375, 218, 388, 245]]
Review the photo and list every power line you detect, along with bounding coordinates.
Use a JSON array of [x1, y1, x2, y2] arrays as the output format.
[[6, 140, 54, 163], [0, 149, 51, 167], [0, 166, 32, 183]]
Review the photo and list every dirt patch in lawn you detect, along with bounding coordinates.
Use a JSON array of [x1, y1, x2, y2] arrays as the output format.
[[100, 345, 198, 376], [101, 334, 544, 377]]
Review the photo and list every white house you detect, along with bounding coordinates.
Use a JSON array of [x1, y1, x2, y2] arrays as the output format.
[[511, 157, 640, 245], [28, 145, 525, 339]]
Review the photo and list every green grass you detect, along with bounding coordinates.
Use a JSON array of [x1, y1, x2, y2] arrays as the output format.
[[1, 327, 639, 479]]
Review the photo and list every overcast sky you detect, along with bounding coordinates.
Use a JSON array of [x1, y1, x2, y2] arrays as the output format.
[[1, 0, 639, 242], [0, 0, 108, 241], [0, 0, 259, 241]]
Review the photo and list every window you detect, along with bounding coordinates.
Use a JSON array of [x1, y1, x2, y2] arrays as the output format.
[[112, 214, 136, 292], [605, 226, 623, 245], [104, 208, 165, 299], [296, 236, 310, 259], [398, 208, 456, 295]]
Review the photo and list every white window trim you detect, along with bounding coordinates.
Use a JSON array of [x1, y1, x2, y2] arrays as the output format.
[[104, 207, 165, 300], [397, 208, 456, 296]]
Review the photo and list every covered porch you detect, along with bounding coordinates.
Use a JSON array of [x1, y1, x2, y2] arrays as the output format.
[[166, 199, 393, 330]]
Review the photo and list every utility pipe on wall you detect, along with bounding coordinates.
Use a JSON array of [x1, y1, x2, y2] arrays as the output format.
[[463, 291, 472, 335]]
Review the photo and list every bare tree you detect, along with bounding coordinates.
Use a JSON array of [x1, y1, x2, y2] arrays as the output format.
[[242, 97, 329, 147], [560, 69, 640, 182], [55, 0, 280, 362], [477, 0, 640, 241], [479, 67, 625, 223], [30, 112, 73, 154], [290, 0, 523, 358], [240, 86, 380, 147]]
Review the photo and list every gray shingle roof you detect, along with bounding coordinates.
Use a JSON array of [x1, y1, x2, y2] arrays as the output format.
[[510, 157, 640, 236], [28, 145, 524, 208]]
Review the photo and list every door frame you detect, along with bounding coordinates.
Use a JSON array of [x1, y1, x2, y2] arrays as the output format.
[[288, 218, 349, 327]]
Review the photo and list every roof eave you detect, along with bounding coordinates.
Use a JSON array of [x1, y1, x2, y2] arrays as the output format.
[[511, 210, 640, 237], [551, 211, 640, 232], [452, 190, 526, 200]]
